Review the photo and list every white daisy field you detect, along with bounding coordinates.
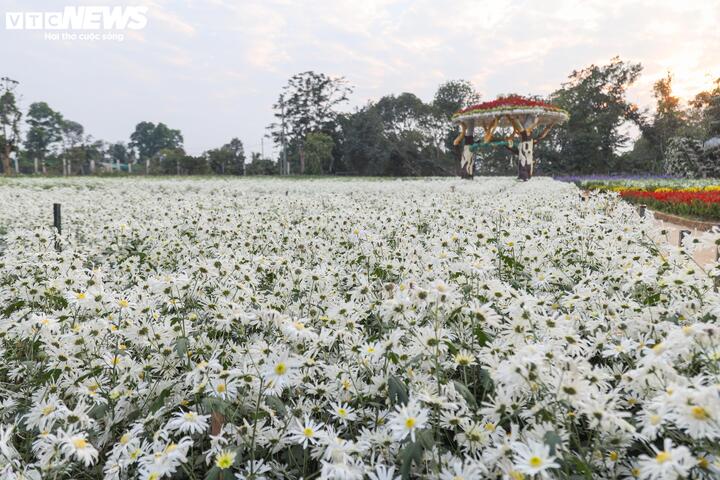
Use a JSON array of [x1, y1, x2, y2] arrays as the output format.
[[0, 177, 718, 480]]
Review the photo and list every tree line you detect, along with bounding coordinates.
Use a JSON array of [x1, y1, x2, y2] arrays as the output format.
[[0, 78, 272, 177], [1, 57, 719, 177]]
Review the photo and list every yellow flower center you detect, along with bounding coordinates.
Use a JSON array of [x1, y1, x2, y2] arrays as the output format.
[[215, 451, 235, 469], [691, 406, 709, 420], [656, 451, 671, 463], [118, 299, 129, 308], [274, 362, 287, 375], [303, 427, 314, 437], [216, 383, 226, 393], [42, 405, 55, 416], [337, 408, 347, 416], [609, 451, 619, 461], [72, 438, 88, 449], [404, 417, 416, 429], [75, 292, 86, 300], [529, 456, 543, 468]]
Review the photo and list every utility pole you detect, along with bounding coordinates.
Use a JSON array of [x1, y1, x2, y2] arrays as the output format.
[[280, 94, 288, 175]]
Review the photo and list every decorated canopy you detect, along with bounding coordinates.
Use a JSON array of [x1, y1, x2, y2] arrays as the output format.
[[451, 96, 569, 180], [453, 97, 569, 128]]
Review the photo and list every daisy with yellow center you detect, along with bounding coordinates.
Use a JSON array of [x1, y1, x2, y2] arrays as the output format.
[[215, 450, 236, 469]]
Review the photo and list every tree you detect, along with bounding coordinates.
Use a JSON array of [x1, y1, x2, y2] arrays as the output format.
[[206, 138, 245, 175], [107, 142, 132, 170], [269, 71, 352, 174], [206, 148, 233, 175], [153, 147, 185, 175], [223, 138, 245, 175], [689, 77, 720, 137], [246, 152, 278, 175], [60, 119, 84, 175], [542, 57, 643, 174], [25, 102, 63, 174], [339, 94, 456, 176], [129, 121, 183, 172], [0, 77, 21, 175], [623, 73, 686, 173], [338, 106, 389, 175], [433, 80, 481, 119], [433, 80, 481, 161], [303, 132, 334, 174]]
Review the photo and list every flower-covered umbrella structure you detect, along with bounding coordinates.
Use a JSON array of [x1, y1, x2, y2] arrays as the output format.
[[452, 96, 569, 180]]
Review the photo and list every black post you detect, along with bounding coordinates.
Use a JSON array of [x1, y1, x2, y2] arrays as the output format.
[[679, 229, 690, 248], [715, 246, 720, 292], [638, 204, 646, 218], [53, 203, 61, 251]]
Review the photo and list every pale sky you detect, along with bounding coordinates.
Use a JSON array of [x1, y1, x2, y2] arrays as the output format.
[[1, 0, 719, 156]]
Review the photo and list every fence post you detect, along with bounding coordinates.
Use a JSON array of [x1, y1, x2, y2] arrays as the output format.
[[53, 203, 61, 251]]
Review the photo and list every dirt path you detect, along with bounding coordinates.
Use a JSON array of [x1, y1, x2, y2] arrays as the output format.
[[649, 212, 718, 267]]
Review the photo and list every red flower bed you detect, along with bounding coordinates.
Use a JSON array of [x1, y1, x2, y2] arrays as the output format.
[[620, 190, 720, 204]]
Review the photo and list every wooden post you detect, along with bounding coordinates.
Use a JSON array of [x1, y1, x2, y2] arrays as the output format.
[[210, 411, 225, 436], [53, 203, 61, 251]]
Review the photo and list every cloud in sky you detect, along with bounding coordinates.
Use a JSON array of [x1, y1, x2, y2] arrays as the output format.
[[1, 0, 719, 155]]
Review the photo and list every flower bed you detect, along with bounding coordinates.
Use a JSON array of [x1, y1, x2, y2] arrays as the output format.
[[565, 177, 720, 222], [0, 177, 719, 480]]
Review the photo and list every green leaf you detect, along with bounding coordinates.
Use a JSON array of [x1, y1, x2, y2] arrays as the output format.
[[478, 368, 494, 392], [204, 465, 221, 480], [388, 375, 409, 406], [89, 403, 108, 420], [149, 387, 172, 413], [202, 397, 233, 416], [2, 300, 24, 317], [416, 429, 434, 450], [400, 441, 423, 480], [453, 380, 477, 408], [543, 430, 563, 456], [175, 336, 188, 357], [264, 395, 287, 417], [473, 325, 490, 347]]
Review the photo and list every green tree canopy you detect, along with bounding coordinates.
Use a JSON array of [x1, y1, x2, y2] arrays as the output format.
[[129, 121, 183, 162], [25, 101, 63, 173], [303, 132, 334, 174], [0, 77, 21, 175], [541, 57, 643, 174], [269, 71, 352, 173]]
